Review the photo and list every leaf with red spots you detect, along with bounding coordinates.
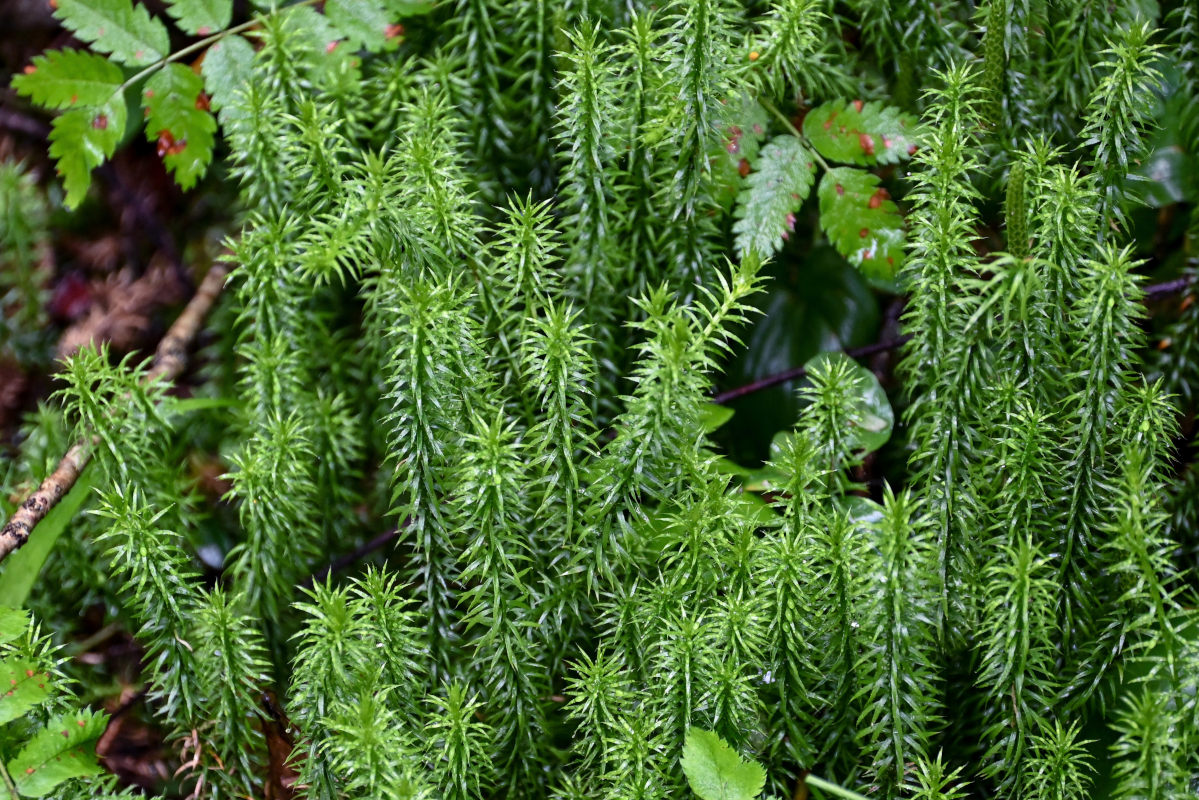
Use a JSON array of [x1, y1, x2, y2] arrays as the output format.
[[733, 134, 816, 260], [817, 167, 905, 278], [164, 0, 231, 36], [803, 99, 918, 166], [711, 91, 771, 210], [53, 0, 169, 67], [7, 708, 107, 796], [11, 49, 123, 111], [47, 95, 126, 208], [0, 656, 54, 726], [143, 63, 217, 190]]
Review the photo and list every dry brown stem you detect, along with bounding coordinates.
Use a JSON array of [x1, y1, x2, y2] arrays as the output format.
[[0, 263, 230, 564]]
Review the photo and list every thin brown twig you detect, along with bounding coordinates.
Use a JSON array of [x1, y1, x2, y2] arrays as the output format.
[[0, 263, 230, 565], [301, 526, 404, 590], [711, 274, 1196, 405], [711, 334, 914, 404]]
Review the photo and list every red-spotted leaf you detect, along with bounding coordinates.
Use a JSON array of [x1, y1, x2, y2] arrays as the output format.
[[48, 97, 126, 209], [143, 63, 217, 190], [803, 99, 918, 166], [165, 0, 232, 36], [53, 0, 169, 67], [8, 709, 107, 797], [711, 92, 770, 210], [0, 657, 54, 726], [733, 134, 816, 260], [12, 49, 123, 111], [817, 167, 904, 279]]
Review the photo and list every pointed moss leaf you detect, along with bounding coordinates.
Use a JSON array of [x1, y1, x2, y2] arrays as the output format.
[[144, 63, 217, 190], [680, 727, 766, 800], [165, 0, 231, 35], [8, 709, 107, 796], [733, 135, 816, 260], [54, 0, 169, 67], [803, 99, 918, 166], [325, 0, 389, 51], [49, 97, 126, 209], [817, 167, 904, 279], [12, 50, 123, 111], [200, 34, 255, 124], [0, 657, 54, 726], [0, 607, 30, 644]]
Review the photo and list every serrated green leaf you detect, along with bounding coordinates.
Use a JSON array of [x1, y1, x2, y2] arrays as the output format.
[[325, 0, 389, 51], [8, 709, 107, 796], [383, 0, 435, 14], [681, 727, 766, 800], [143, 63, 216, 190], [12, 50, 124, 111], [200, 34, 255, 122], [0, 657, 54, 726], [164, 0, 231, 35], [803, 99, 918, 166], [711, 92, 770, 210], [817, 167, 904, 279], [49, 97, 126, 209], [733, 134, 816, 260], [0, 608, 30, 644], [54, 0, 169, 67]]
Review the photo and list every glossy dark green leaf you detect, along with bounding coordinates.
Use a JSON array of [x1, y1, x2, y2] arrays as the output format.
[[700, 403, 735, 433], [802, 351, 893, 453], [718, 248, 879, 462]]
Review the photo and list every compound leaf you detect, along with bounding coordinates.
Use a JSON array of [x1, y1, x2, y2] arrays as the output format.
[[803, 99, 918, 166], [54, 0, 170, 67], [0, 657, 54, 726], [143, 63, 217, 190], [48, 97, 127, 209], [733, 134, 816, 260], [817, 166, 905, 279], [8, 709, 108, 797], [0, 607, 30, 645], [200, 34, 255, 122], [12, 49, 124, 111], [325, 0, 390, 51], [164, 0, 232, 35]]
